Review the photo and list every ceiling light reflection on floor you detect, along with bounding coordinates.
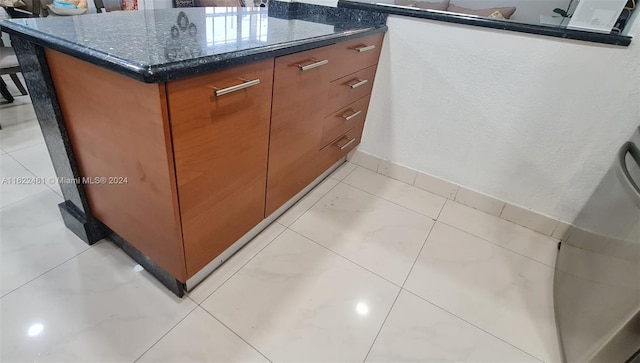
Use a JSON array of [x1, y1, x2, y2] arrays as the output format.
[[356, 302, 369, 316], [27, 323, 44, 337]]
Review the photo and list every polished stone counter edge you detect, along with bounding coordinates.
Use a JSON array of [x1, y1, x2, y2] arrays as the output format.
[[338, 0, 632, 47], [2, 22, 386, 83]]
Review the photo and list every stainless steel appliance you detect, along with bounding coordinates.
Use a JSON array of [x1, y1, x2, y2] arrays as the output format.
[[554, 127, 640, 363]]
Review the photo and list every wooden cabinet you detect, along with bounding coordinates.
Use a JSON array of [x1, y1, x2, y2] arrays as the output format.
[[327, 65, 377, 116], [321, 95, 371, 148], [267, 33, 384, 215], [167, 59, 274, 276], [327, 33, 384, 82], [46, 32, 384, 285]]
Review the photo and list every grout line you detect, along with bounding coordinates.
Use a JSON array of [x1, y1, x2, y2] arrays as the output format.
[[362, 287, 402, 363], [401, 288, 545, 363], [409, 170, 417, 185], [341, 175, 440, 221], [436, 219, 557, 270], [0, 241, 94, 299], [1, 150, 63, 206], [1, 139, 46, 154], [444, 197, 558, 238], [287, 228, 402, 288], [550, 220, 562, 238], [499, 202, 507, 218], [283, 176, 342, 228], [450, 185, 460, 200], [190, 224, 288, 304], [400, 221, 436, 288], [361, 154, 564, 236], [329, 161, 358, 182], [200, 307, 274, 363], [434, 198, 446, 221], [133, 304, 199, 363], [192, 165, 349, 302], [0, 187, 60, 210]]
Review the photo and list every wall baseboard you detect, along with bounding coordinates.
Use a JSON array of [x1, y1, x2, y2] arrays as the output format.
[[347, 149, 572, 239]]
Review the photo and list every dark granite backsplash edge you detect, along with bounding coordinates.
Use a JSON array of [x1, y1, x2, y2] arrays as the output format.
[[269, 0, 387, 25], [2, 20, 386, 83], [338, 0, 632, 47]]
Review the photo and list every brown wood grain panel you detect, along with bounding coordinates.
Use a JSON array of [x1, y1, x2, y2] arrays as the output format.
[[326, 65, 377, 116], [318, 122, 366, 172], [45, 49, 187, 281], [167, 59, 274, 277], [321, 94, 371, 148], [265, 47, 332, 216], [327, 33, 384, 82]]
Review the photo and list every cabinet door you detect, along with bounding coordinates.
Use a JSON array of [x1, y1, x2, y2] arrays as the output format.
[[266, 47, 332, 215], [168, 59, 274, 277]]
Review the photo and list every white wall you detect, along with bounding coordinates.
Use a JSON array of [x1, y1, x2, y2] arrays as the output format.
[[361, 14, 640, 222]]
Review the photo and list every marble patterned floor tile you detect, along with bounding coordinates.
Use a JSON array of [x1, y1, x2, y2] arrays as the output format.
[[0, 119, 45, 153], [0, 190, 88, 297], [366, 290, 541, 363], [0, 241, 196, 363], [291, 182, 434, 285], [137, 306, 269, 363], [276, 177, 339, 227], [0, 154, 50, 208], [343, 166, 446, 219], [202, 229, 399, 363], [9, 143, 62, 196], [438, 200, 559, 267], [404, 222, 561, 363], [188, 222, 286, 303]]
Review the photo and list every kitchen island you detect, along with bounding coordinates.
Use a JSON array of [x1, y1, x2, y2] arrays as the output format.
[[0, 3, 387, 296]]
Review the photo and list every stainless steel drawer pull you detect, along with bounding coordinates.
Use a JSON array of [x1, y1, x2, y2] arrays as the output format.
[[347, 79, 368, 89], [296, 59, 329, 71], [353, 44, 376, 52], [336, 137, 356, 150], [213, 78, 260, 96], [341, 109, 362, 121]]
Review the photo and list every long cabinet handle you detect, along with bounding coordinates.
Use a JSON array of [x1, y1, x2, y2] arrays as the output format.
[[347, 78, 368, 89], [213, 78, 260, 96], [341, 109, 362, 121], [336, 137, 356, 150], [296, 59, 329, 71], [352, 44, 376, 52]]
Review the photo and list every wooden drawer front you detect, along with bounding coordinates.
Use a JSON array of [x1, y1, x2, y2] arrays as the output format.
[[326, 65, 377, 116], [266, 48, 332, 216], [321, 94, 371, 148], [168, 59, 274, 277], [328, 33, 383, 82], [319, 122, 365, 171]]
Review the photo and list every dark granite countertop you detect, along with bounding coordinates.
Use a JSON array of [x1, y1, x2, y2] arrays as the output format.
[[0, 4, 387, 82], [338, 0, 632, 46]]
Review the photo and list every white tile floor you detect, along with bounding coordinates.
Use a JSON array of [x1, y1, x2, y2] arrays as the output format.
[[0, 93, 563, 362]]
